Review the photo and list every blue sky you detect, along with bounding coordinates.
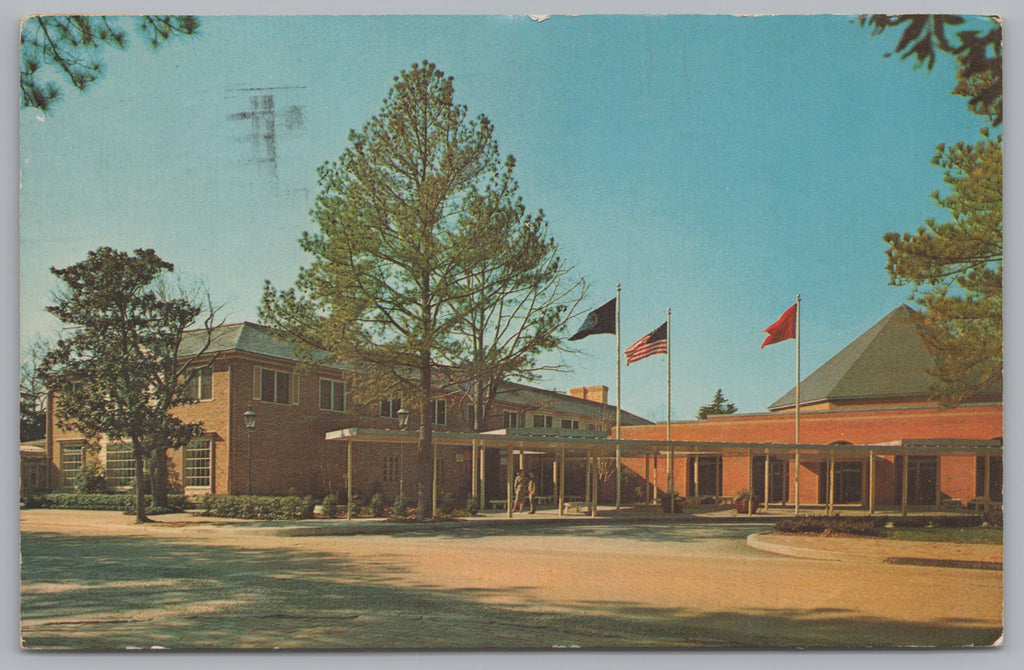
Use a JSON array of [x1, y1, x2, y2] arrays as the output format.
[[18, 12, 996, 423]]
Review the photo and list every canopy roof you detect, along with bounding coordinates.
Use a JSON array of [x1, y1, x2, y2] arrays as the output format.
[[325, 427, 1002, 459]]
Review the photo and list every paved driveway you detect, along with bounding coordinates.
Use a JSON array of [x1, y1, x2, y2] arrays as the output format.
[[20, 511, 1002, 649]]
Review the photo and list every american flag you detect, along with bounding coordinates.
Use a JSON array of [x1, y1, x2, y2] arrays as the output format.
[[624, 321, 668, 364]]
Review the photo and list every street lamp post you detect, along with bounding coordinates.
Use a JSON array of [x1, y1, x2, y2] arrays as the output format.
[[397, 408, 410, 497], [243, 405, 256, 496]]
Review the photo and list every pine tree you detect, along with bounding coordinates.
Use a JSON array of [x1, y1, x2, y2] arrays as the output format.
[[262, 62, 579, 512], [697, 389, 738, 420], [884, 132, 1002, 405]]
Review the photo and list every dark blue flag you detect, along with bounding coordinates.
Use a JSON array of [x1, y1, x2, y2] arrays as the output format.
[[569, 298, 616, 341]]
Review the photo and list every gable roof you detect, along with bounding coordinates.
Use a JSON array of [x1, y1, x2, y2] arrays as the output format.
[[768, 305, 1000, 411], [497, 381, 652, 426]]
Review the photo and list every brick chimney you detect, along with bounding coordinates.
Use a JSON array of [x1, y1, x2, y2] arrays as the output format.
[[569, 386, 608, 404]]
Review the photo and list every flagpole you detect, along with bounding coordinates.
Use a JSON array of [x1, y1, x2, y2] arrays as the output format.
[[794, 294, 801, 515], [615, 283, 622, 510], [667, 308, 674, 514]]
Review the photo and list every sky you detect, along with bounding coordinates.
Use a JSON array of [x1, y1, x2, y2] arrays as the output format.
[[16, 9, 999, 424]]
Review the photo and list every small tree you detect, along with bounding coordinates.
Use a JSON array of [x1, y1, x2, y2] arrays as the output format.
[[697, 389, 738, 420], [41, 248, 215, 522]]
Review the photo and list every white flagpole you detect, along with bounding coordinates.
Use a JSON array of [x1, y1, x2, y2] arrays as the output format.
[[794, 294, 801, 515], [615, 283, 622, 510], [667, 308, 674, 513]]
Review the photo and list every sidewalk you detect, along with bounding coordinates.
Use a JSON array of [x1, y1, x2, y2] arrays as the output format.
[[748, 531, 1003, 570]]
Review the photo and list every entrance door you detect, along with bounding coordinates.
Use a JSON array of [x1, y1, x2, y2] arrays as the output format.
[[752, 456, 789, 504], [690, 455, 722, 497], [895, 456, 938, 506]]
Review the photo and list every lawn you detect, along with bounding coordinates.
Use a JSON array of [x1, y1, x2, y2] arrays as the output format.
[[880, 526, 1002, 544]]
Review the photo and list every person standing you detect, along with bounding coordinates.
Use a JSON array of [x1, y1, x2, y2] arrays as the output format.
[[513, 470, 528, 513], [527, 472, 537, 514]]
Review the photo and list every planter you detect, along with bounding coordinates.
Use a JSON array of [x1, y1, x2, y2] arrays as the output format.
[[734, 499, 759, 514]]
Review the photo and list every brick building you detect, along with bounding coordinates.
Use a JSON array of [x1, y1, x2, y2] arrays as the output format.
[[43, 322, 651, 501], [620, 305, 1003, 510]]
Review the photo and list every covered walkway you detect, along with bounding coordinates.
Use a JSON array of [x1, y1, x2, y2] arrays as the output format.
[[325, 427, 1002, 520]]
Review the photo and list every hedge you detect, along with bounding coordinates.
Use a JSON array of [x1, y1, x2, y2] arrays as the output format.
[[21, 492, 190, 513], [201, 494, 316, 520], [773, 515, 881, 537]]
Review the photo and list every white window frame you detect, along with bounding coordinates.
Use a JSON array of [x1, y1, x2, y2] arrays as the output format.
[[104, 443, 134, 488], [432, 398, 447, 425], [186, 366, 213, 401], [319, 378, 347, 412], [560, 418, 580, 430], [502, 410, 519, 429], [254, 366, 297, 405], [531, 414, 553, 429], [380, 397, 402, 419], [59, 441, 84, 491], [383, 455, 400, 482], [184, 438, 213, 488]]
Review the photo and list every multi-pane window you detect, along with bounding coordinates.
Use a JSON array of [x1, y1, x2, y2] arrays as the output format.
[[380, 397, 402, 419], [185, 367, 213, 401], [105, 443, 134, 488], [319, 379, 347, 412], [257, 367, 292, 404], [431, 399, 447, 425], [532, 414, 552, 429], [502, 411, 518, 429], [185, 439, 212, 488], [464, 404, 477, 427], [383, 455, 400, 482], [59, 442, 83, 491], [560, 418, 579, 430]]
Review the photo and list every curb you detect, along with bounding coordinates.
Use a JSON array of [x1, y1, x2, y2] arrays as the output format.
[[746, 532, 1003, 571]]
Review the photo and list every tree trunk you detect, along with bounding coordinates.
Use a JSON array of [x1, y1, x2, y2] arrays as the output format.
[[417, 358, 434, 517], [131, 437, 149, 523], [150, 449, 169, 508]]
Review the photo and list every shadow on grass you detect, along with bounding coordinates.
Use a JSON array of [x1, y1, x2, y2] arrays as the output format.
[[20, 531, 1001, 650]]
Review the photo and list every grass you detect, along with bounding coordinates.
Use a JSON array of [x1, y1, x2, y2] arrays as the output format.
[[879, 526, 1002, 545]]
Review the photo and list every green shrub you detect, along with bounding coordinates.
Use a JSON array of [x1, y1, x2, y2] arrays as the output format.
[[23, 492, 189, 513], [983, 511, 1003, 528], [889, 516, 929, 528], [369, 493, 385, 517], [321, 494, 338, 518], [438, 492, 455, 516], [202, 494, 315, 520], [774, 514, 879, 537], [76, 458, 109, 494], [465, 494, 480, 516], [392, 491, 408, 518], [347, 493, 363, 517]]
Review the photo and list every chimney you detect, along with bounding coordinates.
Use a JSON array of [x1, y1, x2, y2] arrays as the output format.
[[569, 385, 608, 405]]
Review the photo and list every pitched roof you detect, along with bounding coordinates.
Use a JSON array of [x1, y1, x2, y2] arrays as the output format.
[[179, 322, 348, 369], [180, 322, 652, 424], [768, 305, 999, 411]]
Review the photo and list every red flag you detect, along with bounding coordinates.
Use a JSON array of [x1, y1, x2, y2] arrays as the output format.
[[761, 304, 797, 348]]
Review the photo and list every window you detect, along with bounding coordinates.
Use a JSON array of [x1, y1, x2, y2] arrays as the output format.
[[383, 455, 400, 482], [431, 399, 447, 425], [185, 367, 213, 401], [59, 442, 84, 491], [255, 367, 292, 404], [380, 397, 402, 419], [502, 411, 518, 429], [532, 414, 552, 429], [185, 439, 212, 488], [464, 403, 477, 427], [105, 443, 134, 488], [560, 418, 579, 430], [319, 379, 347, 412]]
